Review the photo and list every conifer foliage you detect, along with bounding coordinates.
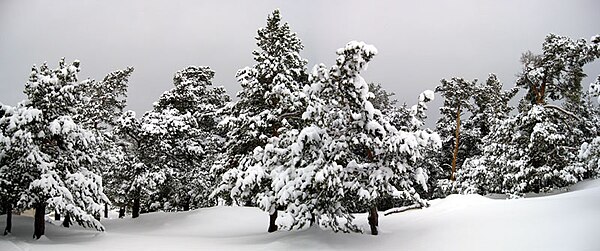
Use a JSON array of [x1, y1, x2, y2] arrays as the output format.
[[214, 9, 309, 232], [218, 9, 308, 175], [3, 9, 599, 240], [455, 34, 600, 196], [0, 59, 110, 238], [214, 10, 439, 234], [434, 78, 477, 182], [217, 38, 439, 234], [139, 66, 230, 211], [578, 75, 600, 180]]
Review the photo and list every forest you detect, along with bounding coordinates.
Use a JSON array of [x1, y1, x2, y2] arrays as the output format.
[[1, 9, 599, 241]]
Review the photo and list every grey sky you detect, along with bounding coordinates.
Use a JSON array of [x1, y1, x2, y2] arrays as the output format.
[[1, 0, 599, 123]]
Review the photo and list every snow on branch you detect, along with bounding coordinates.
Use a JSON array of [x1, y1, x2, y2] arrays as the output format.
[[383, 203, 424, 216], [544, 104, 581, 121]]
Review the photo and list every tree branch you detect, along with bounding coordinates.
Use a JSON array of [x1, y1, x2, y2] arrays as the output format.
[[544, 104, 581, 121], [383, 203, 423, 216]]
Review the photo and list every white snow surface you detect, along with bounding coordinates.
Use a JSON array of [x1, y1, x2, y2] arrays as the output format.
[[2, 179, 600, 251]]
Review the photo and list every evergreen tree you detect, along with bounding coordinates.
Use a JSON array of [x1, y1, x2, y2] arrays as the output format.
[[367, 84, 441, 205], [78, 67, 134, 130], [367, 83, 397, 111], [0, 104, 39, 235], [112, 110, 166, 218], [579, 135, 600, 179], [219, 41, 439, 234], [457, 34, 600, 196], [590, 75, 600, 102], [434, 77, 477, 183], [77, 67, 134, 220], [0, 59, 109, 238], [214, 9, 308, 232], [517, 34, 600, 108], [470, 74, 518, 142], [578, 75, 600, 179], [139, 66, 229, 211]]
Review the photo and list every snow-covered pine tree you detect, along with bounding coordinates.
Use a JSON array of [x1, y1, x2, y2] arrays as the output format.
[[383, 89, 442, 200], [431, 75, 515, 197], [590, 75, 600, 102], [517, 34, 599, 109], [368, 83, 398, 112], [456, 34, 600, 196], [225, 41, 439, 235], [213, 9, 308, 232], [461, 105, 585, 196], [0, 104, 10, 235], [579, 75, 600, 179], [1, 59, 110, 239], [470, 74, 518, 141], [454, 75, 518, 194], [78, 67, 134, 129], [112, 110, 165, 218], [433, 77, 477, 184], [138, 66, 229, 211], [76, 67, 134, 220], [366, 83, 440, 206], [0, 103, 40, 235]]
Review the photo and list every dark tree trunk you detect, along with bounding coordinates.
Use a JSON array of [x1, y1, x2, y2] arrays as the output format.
[[368, 206, 379, 235], [118, 207, 125, 218], [4, 204, 12, 235], [183, 200, 190, 211], [54, 208, 60, 221], [62, 211, 71, 228], [268, 210, 278, 233], [104, 203, 109, 218], [132, 197, 140, 218], [33, 203, 46, 239]]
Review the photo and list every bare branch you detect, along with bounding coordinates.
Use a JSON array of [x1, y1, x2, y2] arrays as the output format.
[[383, 204, 423, 216]]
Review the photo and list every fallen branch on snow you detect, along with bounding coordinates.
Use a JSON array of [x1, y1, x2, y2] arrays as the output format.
[[383, 204, 424, 216]]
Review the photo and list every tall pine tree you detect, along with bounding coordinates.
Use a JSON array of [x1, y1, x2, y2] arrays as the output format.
[[214, 9, 308, 232]]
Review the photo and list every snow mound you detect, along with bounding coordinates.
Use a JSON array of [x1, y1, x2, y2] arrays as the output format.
[[1, 180, 599, 251]]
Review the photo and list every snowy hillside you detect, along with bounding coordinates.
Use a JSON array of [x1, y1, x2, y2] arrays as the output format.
[[2, 179, 599, 251]]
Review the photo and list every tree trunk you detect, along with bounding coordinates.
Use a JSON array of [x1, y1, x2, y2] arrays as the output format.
[[132, 197, 140, 218], [54, 208, 60, 221], [368, 206, 379, 235], [119, 207, 125, 218], [268, 210, 278, 233], [33, 203, 46, 239], [104, 203, 109, 218], [4, 204, 12, 235], [62, 211, 71, 228], [183, 197, 190, 211], [450, 105, 461, 181], [538, 82, 546, 104]]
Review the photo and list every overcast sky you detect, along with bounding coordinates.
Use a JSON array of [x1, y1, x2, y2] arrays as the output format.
[[1, 0, 599, 123]]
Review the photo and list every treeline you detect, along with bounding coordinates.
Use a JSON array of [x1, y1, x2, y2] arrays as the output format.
[[1, 10, 599, 239]]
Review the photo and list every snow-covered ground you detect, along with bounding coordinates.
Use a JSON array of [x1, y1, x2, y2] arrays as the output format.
[[2, 179, 600, 251]]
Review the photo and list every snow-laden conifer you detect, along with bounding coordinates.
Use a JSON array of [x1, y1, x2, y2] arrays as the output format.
[[220, 41, 439, 234], [0, 59, 109, 238], [457, 34, 600, 196], [139, 66, 229, 211], [213, 9, 308, 232]]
